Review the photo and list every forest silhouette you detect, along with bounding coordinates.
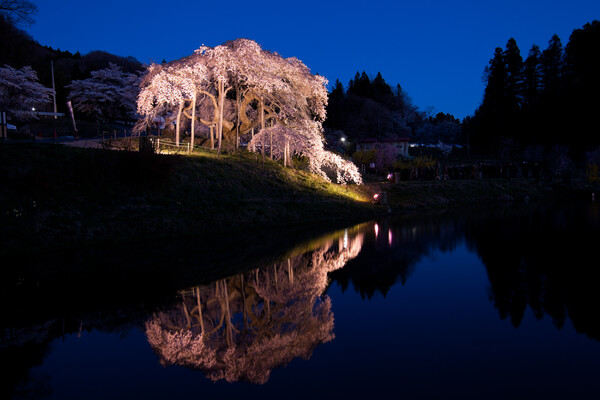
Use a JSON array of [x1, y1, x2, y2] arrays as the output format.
[[463, 21, 600, 159]]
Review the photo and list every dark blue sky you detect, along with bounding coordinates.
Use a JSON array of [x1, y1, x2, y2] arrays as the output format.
[[27, 0, 600, 119]]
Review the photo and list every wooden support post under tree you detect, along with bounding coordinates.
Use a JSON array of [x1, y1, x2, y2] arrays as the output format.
[[195, 287, 205, 334], [270, 130, 273, 160], [217, 79, 225, 157], [235, 83, 240, 150], [284, 140, 290, 167], [240, 275, 248, 331], [182, 296, 192, 329], [191, 93, 196, 149], [260, 97, 265, 162], [221, 280, 233, 346], [175, 100, 183, 146], [288, 258, 294, 284]]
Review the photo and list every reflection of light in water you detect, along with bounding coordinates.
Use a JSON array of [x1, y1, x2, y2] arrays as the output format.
[[375, 223, 379, 238], [388, 229, 393, 246], [145, 229, 365, 384]]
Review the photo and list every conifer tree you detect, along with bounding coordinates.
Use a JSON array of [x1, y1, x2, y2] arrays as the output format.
[[324, 79, 345, 131], [522, 44, 542, 110], [541, 34, 564, 99], [503, 38, 524, 114], [564, 21, 600, 148], [476, 48, 507, 148], [372, 72, 395, 108], [521, 44, 543, 145]]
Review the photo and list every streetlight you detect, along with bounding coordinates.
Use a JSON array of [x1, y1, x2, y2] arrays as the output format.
[[340, 136, 347, 155]]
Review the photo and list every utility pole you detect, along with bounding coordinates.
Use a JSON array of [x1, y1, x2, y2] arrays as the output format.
[[51, 60, 57, 119]]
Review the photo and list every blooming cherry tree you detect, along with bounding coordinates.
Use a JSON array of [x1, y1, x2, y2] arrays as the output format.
[[136, 39, 362, 184], [0, 64, 53, 120], [67, 63, 140, 121]]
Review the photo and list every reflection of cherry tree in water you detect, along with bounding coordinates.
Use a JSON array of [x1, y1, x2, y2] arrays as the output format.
[[146, 232, 364, 383]]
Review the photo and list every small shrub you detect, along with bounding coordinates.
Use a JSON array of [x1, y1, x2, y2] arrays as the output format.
[[291, 155, 309, 171], [353, 149, 375, 167], [393, 156, 436, 170]]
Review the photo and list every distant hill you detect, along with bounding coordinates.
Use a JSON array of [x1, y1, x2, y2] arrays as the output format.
[[0, 15, 143, 113]]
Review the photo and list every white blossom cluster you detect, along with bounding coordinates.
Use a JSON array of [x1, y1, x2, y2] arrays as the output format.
[[66, 63, 140, 120], [0, 64, 53, 120], [249, 120, 363, 185]]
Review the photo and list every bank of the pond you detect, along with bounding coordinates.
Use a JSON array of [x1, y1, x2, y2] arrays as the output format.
[[0, 143, 375, 252], [1, 142, 595, 252]]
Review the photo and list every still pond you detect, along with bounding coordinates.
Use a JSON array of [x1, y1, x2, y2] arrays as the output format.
[[3, 201, 600, 399]]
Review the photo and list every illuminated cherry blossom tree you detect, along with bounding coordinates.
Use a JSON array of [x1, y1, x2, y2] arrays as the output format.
[[0, 64, 53, 120], [145, 229, 364, 384], [136, 39, 362, 184], [67, 63, 140, 121]]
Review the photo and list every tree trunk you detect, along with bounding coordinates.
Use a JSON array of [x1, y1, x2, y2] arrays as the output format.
[[287, 258, 294, 284], [240, 275, 247, 333], [235, 84, 240, 150], [217, 80, 225, 157], [260, 97, 265, 162], [175, 100, 183, 146], [182, 297, 192, 329], [191, 93, 196, 149], [270, 130, 273, 160], [221, 280, 233, 347], [195, 287, 205, 334], [139, 136, 154, 154], [284, 140, 290, 167]]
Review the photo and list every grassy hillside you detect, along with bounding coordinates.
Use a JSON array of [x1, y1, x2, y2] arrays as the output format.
[[2, 142, 590, 252], [0, 143, 376, 251]]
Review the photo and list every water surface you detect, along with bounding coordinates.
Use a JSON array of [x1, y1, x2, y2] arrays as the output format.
[[3, 201, 600, 399]]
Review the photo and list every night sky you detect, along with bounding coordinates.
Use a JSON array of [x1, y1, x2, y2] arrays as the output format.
[[26, 0, 600, 119]]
